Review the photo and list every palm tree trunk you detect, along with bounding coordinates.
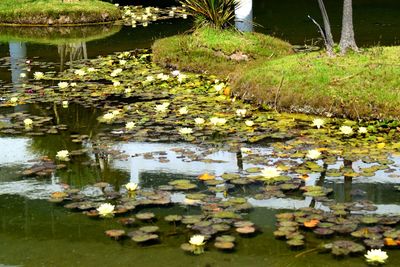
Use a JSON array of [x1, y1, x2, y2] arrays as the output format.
[[339, 0, 359, 54]]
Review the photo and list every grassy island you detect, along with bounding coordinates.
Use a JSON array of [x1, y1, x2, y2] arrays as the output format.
[[153, 27, 400, 120], [0, 0, 121, 26]]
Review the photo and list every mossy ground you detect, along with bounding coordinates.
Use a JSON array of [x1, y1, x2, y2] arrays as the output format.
[[0, 0, 120, 25], [153, 28, 400, 120], [152, 27, 294, 76]]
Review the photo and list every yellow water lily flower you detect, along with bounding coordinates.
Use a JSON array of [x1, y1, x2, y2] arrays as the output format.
[[365, 249, 388, 264]]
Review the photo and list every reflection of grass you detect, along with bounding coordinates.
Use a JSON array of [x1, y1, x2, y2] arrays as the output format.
[[0, 0, 121, 25], [0, 24, 122, 45], [152, 27, 293, 76]]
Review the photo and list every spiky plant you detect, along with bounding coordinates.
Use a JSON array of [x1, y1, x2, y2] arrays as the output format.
[[180, 0, 238, 29]]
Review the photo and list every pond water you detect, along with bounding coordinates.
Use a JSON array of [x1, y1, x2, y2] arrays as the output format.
[[1, 1, 400, 267]]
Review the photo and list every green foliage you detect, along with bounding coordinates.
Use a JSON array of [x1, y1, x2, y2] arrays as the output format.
[[180, 0, 238, 29]]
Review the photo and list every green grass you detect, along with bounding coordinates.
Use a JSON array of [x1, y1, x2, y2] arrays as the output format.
[[152, 27, 293, 76], [0, 0, 120, 25], [231, 47, 400, 120]]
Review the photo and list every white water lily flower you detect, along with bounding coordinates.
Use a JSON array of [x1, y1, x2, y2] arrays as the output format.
[[306, 149, 321, 159], [177, 74, 187, 83], [103, 112, 115, 122], [194, 118, 205, 125], [113, 81, 121, 87], [365, 249, 388, 264], [245, 120, 254, 127], [125, 182, 138, 191], [168, 10, 175, 17], [62, 101, 68, 108], [183, 14, 188, 19], [70, 82, 77, 87], [189, 235, 205, 246], [210, 117, 227, 126], [112, 110, 121, 116], [56, 150, 69, 161], [358, 127, 368, 134], [114, 3, 119, 7], [74, 69, 86, 76], [312, 118, 325, 129], [178, 107, 188, 115], [261, 167, 281, 179], [87, 67, 96, 72], [19, 73, 26, 78], [155, 103, 169, 113], [171, 70, 180, 76], [34, 72, 44, 80], [110, 68, 123, 77], [146, 75, 154, 82], [236, 109, 247, 117], [156, 73, 169, 81], [125, 122, 136, 130], [10, 97, 18, 103], [119, 60, 127, 65], [125, 88, 132, 94], [58, 82, 69, 89], [24, 118, 33, 127], [179, 127, 193, 135], [240, 147, 252, 154], [214, 83, 225, 92], [339, 125, 353, 135], [97, 203, 115, 218]]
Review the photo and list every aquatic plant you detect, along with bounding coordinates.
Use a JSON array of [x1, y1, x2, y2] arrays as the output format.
[[97, 203, 115, 218], [180, 0, 238, 29], [365, 249, 388, 265]]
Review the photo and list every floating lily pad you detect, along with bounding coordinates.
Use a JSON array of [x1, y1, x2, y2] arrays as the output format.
[[215, 241, 235, 250], [105, 229, 125, 240], [139, 226, 159, 233], [136, 212, 155, 220]]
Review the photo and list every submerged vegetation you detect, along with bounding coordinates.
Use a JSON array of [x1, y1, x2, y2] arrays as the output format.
[[0, 0, 120, 25]]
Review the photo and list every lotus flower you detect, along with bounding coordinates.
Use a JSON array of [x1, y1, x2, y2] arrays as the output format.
[[56, 150, 70, 161], [97, 203, 115, 218], [365, 249, 388, 264]]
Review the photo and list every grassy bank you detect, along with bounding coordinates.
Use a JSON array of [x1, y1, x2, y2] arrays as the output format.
[[0, 0, 120, 25], [153, 28, 400, 120], [152, 27, 294, 76], [232, 47, 400, 120]]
